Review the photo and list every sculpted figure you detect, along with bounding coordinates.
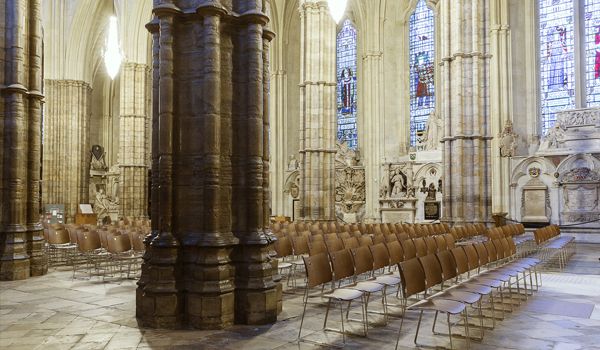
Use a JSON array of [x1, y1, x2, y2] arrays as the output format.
[[539, 122, 566, 151], [422, 110, 442, 151], [390, 168, 406, 196]]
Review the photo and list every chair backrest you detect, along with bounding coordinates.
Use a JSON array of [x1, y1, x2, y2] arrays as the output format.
[[413, 238, 428, 258], [369, 243, 390, 270], [358, 236, 373, 247], [48, 230, 70, 245], [373, 234, 386, 245], [329, 249, 356, 281], [500, 238, 512, 258], [373, 225, 383, 236], [419, 254, 444, 289], [505, 236, 518, 256], [401, 239, 417, 260], [424, 236, 438, 254], [351, 231, 362, 238], [339, 232, 351, 240], [474, 242, 490, 266], [493, 239, 506, 260], [358, 222, 368, 235], [462, 244, 480, 270], [386, 241, 404, 265], [132, 234, 145, 251], [299, 230, 312, 238], [434, 235, 447, 251], [350, 224, 360, 232], [384, 234, 398, 243], [326, 238, 345, 253], [343, 237, 360, 250], [308, 240, 328, 256], [341, 225, 352, 233], [443, 223, 451, 234], [303, 253, 334, 288], [467, 225, 477, 238], [77, 231, 101, 251], [435, 250, 458, 281], [387, 222, 398, 234], [310, 234, 324, 242], [449, 228, 458, 240], [395, 223, 405, 233], [350, 246, 374, 276], [501, 226, 512, 238], [443, 234, 455, 249], [414, 225, 424, 238], [107, 234, 132, 253], [381, 224, 390, 235], [292, 235, 309, 256], [329, 222, 339, 233], [325, 233, 338, 241], [399, 258, 427, 299], [483, 240, 498, 263], [450, 247, 470, 275], [396, 232, 409, 242], [407, 227, 417, 239]]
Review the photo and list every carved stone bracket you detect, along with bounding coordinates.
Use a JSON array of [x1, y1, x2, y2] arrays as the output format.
[[498, 120, 518, 157]]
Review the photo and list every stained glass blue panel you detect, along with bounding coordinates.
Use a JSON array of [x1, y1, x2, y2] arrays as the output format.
[[586, 0, 600, 107], [540, 0, 575, 135], [337, 19, 358, 150], [409, 0, 435, 146]]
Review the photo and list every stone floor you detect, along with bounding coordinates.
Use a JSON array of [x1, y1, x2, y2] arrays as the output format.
[[1, 243, 600, 350]]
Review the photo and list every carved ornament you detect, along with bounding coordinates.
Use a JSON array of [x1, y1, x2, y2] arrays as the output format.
[[498, 120, 519, 157], [561, 167, 600, 183]]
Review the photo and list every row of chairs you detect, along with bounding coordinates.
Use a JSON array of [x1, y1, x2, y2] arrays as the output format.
[[43, 222, 145, 282], [272, 221, 453, 238], [534, 225, 575, 269], [298, 231, 542, 348]]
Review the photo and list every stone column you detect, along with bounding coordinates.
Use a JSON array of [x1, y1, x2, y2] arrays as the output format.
[[139, 0, 276, 330], [298, 0, 337, 221], [490, 0, 512, 214], [42, 80, 92, 223], [440, 0, 493, 226], [119, 62, 151, 220], [1, 0, 47, 280]]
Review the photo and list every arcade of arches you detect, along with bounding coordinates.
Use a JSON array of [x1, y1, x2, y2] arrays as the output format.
[[1, 0, 600, 345]]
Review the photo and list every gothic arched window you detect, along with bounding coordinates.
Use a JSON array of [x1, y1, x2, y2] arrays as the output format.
[[337, 19, 358, 150], [409, 0, 435, 146], [540, 0, 600, 135]]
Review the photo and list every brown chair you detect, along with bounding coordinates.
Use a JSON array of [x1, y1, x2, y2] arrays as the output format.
[[373, 225, 383, 236], [310, 234, 324, 242], [424, 236, 438, 254], [358, 222, 368, 235], [106, 234, 142, 283], [48, 229, 74, 266], [396, 232, 409, 242], [413, 238, 428, 258], [358, 236, 374, 247], [274, 236, 294, 291], [339, 232, 351, 240], [308, 240, 328, 257], [395, 258, 471, 350], [298, 253, 366, 347], [373, 234, 386, 245], [342, 237, 360, 250], [326, 238, 345, 253], [435, 235, 448, 252], [444, 233, 456, 249], [351, 230, 362, 238], [401, 239, 417, 260], [384, 234, 398, 243], [325, 233, 339, 241], [368, 244, 402, 295], [407, 227, 417, 239], [73, 231, 106, 280]]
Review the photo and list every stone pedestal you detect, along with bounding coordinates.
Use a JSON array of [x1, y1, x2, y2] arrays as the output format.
[[138, 0, 276, 330]]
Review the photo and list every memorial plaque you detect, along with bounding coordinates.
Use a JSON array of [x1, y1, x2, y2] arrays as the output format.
[[424, 201, 440, 220], [524, 190, 546, 218], [45, 204, 65, 224]]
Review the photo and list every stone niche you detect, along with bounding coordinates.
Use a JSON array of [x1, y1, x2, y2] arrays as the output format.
[[521, 169, 550, 223], [379, 162, 417, 223], [560, 167, 600, 225]]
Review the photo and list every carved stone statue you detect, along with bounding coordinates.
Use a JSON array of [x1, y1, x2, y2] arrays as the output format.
[[498, 120, 519, 157], [335, 140, 360, 167], [538, 121, 566, 151], [288, 154, 298, 170], [90, 145, 108, 171], [422, 110, 442, 151], [390, 168, 407, 197], [426, 183, 437, 201], [94, 188, 119, 220]]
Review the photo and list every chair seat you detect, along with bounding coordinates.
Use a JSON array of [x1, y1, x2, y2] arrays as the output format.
[[410, 299, 466, 314], [430, 290, 480, 304], [464, 277, 504, 288], [322, 287, 364, 301], [348, 281, 385, 293], [448, 283, 492, 295], [370, 275, 401, 286], [278, 262, 292, 269], [480, 271, 514, 280]]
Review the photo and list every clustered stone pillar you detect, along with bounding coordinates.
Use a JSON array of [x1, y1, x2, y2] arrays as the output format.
[[42, 80, 92, 222], [138, 0, 277, 329], [298, 0, 337, 222], [1, 0, 48, 280], [440, 0, 493, 226], [119, 62, 151, 220]]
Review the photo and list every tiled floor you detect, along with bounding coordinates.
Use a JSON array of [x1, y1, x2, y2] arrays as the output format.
[[1, 243, 600, 350]]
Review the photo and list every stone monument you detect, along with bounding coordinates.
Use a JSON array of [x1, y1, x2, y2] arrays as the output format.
[[521, 168, 550, 223]]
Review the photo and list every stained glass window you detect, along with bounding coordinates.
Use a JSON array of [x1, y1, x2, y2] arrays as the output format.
[[540, 0, 575, 135], [585, 0, 600, 107], [409, 0, 435, 146], [337, 19, 358, 150]]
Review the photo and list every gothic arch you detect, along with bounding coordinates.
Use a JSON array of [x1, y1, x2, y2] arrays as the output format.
[[557, 154, 600, 176], [511, 156, 557, 185]]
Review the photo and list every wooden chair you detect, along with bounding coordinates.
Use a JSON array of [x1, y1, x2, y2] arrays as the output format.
[[358, 236, 374, 247], [343, 237, 360, 250], [395, 258, 471, 350], [373, 234, 386, 245], [106, 234, 143, 283], [396, 232, 409, 242], [435, 235, 448, 252], [425, 236, 438, 254], [326, 238, 345, 253], [384, 234, 398, 243], [401, 239, 417, 261], [413, 238, 428, 258], [298, 253, 366, 347]]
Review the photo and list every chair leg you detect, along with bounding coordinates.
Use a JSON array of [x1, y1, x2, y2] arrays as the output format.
[[394, 309, 406, 350], [297, 288, 309, 342]]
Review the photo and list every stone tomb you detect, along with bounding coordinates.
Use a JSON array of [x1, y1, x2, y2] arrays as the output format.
[[560, 167, 600, 225]]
